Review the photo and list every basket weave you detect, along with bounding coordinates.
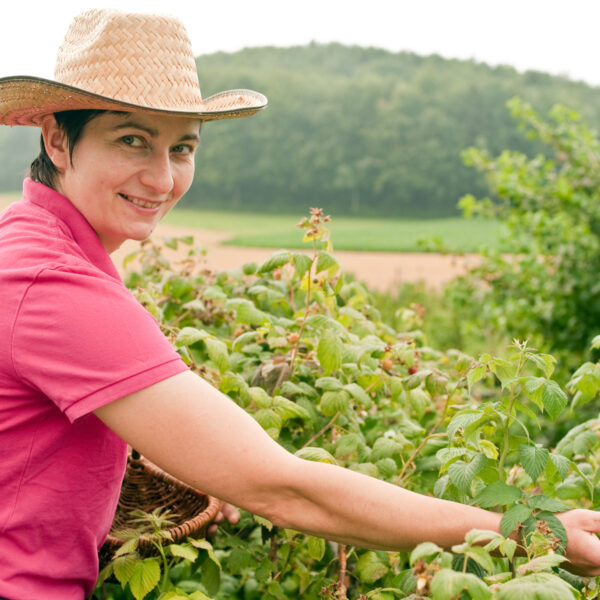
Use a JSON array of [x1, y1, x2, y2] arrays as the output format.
[[100, 450, 220, 565]]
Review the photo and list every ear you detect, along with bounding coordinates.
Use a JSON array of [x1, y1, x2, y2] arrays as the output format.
[[40, 114, 69, 171]]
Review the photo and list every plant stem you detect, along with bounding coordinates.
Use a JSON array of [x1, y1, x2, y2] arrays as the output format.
[[337, 544, 348, 599], [301, 413, 340, 449]]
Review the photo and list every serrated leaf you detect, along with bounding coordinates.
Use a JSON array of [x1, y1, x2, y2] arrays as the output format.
[[467, 365, 487, 388], [258, 251, 290, 273], [168, 543, 199, 562], [500, 504, 532, 537], [517, 554, 568, 576], [355, 551, 389, 583], [519, 444, 549, 483], [471, 481, 523, 508], [205, 337, 230, 373], [542, 380, 568, 420], [113, 554, 138, 586], [409, 541, 443, 566], [430, 569, 492, 600], [295, 446, 338, 464], [528, 495, 570, 513], [317, 329, 342, 375], [248, 386, 272, 408], [315, 376, 343, 391], [496, 573, 578, 600], [292, 252, 313, 277], [370, 437, 406, 461], [446, 411, 483, 441], [175, 327, 208, 347], [318, 390, 349, 416], [463, 546, 495, 574], [343, 382, 372, 408], [315, 250, 338, 273], [128, 558, 160, 600], [273, 395, 310, 420], [307, 536, 326, 561], [448, 453, 487, 493], [549, 453, 570, 480]]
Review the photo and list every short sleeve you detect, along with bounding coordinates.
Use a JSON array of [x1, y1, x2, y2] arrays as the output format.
[[11, 266, 188, 421]]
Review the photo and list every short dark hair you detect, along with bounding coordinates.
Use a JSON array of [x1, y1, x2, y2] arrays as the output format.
[[29, 109, 106, 190]]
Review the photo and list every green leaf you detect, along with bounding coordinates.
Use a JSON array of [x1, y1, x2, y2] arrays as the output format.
[[168, 543, 199, 562], [315, 250, 338, 273], [448, 453, 488, 493], [343, 382, 372, 408], [467, 365, 487, 388], [496, 572, 578, 600], [528, 495, 570, 513], [253, 409, 282, 439], [258, 251, 290, 273], [315, 376, 343, 391], [317, 328, 342, 375], [295, 446, 338, 464], [248, 386, 273, 408], [370, 437, 407, 461], [175, 326, 208, 347], [113, 554, 138, 586], [519, 444, 549, 483], [409, 541, 443, 566], [307, 536, 326, 561], [318, 390, 349, 416], [471, 481, 523, 508], [354, 551, 389, 583], [430, 569, 492, 600], [541, 380, 568, 420], [463, 546, 494, 574], [517, 553, 568, 576], [273, 395, 310, 420], [292, 252, 313, 277], [205, 337, 230, 373], [549, 453, 570, 479], [500, 504, 532, 537], [200, 555, 220, 596], [128, 558, 160, 600]]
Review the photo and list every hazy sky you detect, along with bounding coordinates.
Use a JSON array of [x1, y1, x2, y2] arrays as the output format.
[[1, 0, 599, 86]]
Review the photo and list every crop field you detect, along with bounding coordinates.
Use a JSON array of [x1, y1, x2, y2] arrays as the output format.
[[163, 208, 501, 253]]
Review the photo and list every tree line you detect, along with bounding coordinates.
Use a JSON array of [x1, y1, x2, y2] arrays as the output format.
[[2, 43, 600, 217]]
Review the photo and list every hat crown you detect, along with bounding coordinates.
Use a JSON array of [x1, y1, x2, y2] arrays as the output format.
[[54, 9, 204, 112]]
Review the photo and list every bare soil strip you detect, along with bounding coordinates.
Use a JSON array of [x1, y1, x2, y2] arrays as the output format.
[[112, 223, 480, 292]]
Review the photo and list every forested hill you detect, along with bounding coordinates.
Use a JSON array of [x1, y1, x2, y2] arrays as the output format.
[[2, 43, 600, 217]]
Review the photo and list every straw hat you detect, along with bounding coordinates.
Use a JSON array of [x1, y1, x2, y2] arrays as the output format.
[[0, 9, 267, 126]]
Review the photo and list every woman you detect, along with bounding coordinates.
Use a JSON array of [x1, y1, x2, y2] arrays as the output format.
[[1, 9, 600, 600]]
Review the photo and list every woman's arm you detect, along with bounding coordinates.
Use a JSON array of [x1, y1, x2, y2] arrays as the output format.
[[94, 370, 600, 573]]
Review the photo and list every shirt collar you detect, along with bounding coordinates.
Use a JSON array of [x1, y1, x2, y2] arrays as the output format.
[[22, 178, 121, 280]]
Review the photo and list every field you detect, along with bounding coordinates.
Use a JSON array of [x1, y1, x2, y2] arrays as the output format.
[[163, 208, 501, 253], [0, 192, 491, 290]]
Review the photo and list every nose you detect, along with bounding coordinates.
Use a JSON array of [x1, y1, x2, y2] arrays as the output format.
[[140, 150, 174, 195]]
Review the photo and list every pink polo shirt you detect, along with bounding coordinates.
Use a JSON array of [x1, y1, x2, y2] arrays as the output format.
[[0, 179, 188, 600]]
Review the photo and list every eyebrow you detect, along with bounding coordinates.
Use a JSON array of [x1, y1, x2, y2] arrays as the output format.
[[111, 118, 201, 143]]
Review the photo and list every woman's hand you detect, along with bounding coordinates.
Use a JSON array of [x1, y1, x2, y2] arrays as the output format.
[[558, 509, 600, 576], [208, 502, 241, 536]]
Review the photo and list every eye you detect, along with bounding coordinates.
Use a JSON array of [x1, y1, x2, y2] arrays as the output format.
[[121, 134, 144, 147], [172, 144, 195, 155]]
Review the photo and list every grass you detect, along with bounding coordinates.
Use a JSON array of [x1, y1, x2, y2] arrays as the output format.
[[0, 191, 501, 253], [164, 208, 501, 253]]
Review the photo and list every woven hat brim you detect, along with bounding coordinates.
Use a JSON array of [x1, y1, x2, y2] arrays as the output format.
[[0, 76, 267, 126]]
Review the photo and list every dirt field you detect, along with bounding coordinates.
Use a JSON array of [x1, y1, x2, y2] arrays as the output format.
[[112, 223, 480, 292]]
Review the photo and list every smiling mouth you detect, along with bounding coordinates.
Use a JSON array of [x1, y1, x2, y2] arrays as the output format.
[[119, 193, 161, 209]]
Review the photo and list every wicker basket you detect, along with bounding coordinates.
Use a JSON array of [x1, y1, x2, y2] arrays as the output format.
[[99, 450, 221, 566]]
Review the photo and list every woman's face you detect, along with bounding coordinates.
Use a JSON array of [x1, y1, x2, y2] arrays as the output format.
[[43, 111, 201, 253]]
